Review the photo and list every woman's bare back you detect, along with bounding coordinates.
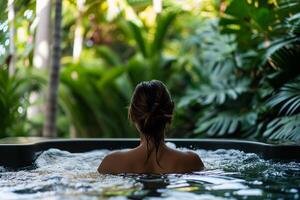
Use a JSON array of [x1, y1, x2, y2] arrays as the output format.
[[98, 81, 204, 174], [98, 144, 204, 174]]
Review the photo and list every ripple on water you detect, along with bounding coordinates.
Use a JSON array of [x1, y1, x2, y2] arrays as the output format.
[[0, 145, 299, 200]]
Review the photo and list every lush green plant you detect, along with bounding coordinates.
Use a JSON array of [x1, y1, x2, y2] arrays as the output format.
[[0, 0, 35, 65], [177, 0, 300, 142], [1, 0, 300, 142], [0, 65, 37, 137], [58, 10, 179, 137], [59, 53, 135, 137], [264, 78, 300, 140], [122, 11, 177, 84], [176, 20, 256, 138]]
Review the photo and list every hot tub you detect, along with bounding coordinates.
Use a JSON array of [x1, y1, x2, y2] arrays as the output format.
[[0, 138, 299, 200], [1, 138, 300, 169]]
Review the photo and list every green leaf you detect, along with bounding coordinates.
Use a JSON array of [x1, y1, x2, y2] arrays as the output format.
[[224, 0, 251, 19], [150, 12, 177, 56], [267, 78, 300, 115], [97, 67, 125, 89], [263, 113, 300, 141], [127, 21, 148, 58], [96, 46, 122, 66], [194, 110, 257, 137]]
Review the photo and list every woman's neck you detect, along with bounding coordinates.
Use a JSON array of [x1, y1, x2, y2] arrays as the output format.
[[139, 134, 166, 152]]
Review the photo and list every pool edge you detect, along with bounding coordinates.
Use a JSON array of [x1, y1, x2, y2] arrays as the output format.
[[0, 138, 300, 169]]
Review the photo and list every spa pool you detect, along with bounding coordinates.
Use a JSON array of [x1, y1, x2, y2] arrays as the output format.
[[0, 139, 300, 199]]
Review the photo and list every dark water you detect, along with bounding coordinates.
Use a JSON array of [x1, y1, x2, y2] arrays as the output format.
[[0, 142, 299, 200]]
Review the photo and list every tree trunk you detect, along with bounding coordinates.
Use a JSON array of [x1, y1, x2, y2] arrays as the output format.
[[33, 0, 51, 69], [43, 0, 62, 137], [28, 0, 52, 135], [72, 0, 85, 61], [8, 0, 15, 76], [70, 0, 85, 138]]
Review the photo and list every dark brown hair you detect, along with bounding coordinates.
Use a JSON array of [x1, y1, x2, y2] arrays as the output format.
[[128, 80, 174, 165]]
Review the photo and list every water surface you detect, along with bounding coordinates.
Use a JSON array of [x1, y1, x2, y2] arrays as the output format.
[[0, 143, 299, 199]]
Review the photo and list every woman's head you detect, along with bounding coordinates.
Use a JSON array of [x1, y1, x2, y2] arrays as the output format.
[[128, 80, 174, 151]]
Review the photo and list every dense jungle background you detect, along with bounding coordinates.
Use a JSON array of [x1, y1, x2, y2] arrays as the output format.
[[0, 0, 300, 143]]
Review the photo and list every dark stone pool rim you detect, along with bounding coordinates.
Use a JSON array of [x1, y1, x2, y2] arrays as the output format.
[[1, 138, 300, 169]]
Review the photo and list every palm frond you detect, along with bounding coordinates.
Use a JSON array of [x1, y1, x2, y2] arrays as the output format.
[[291, 18, 300, 36], [263, 37, 299, 61], [59, 63, 136, 138], [267, 45, 300, 88], [276, 0, 300, 17], [179, 79, 249, 107], [263, 113, 300, 141], [267, 78, 300, 115], [0, 67, 35, 137], [194, 110, 257, 137], [127, 21, 148, 58], [96, 46, 122, 66], [150, 12, 177, 56]]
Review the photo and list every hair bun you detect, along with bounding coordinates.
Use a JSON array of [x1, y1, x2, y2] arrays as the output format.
[[150, 102, 159, 113], [128, 80, 174, 135]]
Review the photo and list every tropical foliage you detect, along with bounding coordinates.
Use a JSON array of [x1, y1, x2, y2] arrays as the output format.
[[0, 0, 300, 143], [177, 0, 300, 142], [0, 63, 42, 137]]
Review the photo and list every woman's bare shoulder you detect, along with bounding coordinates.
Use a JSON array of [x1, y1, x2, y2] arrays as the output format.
[[169, 148, 204, 172], [185, 151, 204, 171], [97, 151, 127, 174]]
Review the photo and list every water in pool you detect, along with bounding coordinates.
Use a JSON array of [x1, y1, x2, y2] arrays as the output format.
[[0, 143, 299, 200]]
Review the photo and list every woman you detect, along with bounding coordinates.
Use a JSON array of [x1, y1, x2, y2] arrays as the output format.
[[98, 80, 204, 174]]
